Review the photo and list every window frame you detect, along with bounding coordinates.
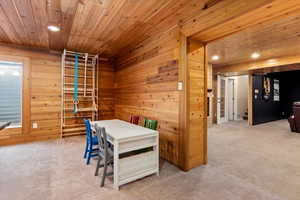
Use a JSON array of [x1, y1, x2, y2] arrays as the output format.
[[0, 61, 23, 127], [0, 55, 31, 136]]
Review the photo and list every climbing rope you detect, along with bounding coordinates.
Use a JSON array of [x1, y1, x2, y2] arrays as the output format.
[[73, 54, 79, 114]]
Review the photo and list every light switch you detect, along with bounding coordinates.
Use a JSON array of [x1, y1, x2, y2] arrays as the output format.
[[178, 81, 183, 90]]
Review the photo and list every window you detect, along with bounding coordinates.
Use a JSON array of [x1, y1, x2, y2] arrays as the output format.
[[0, 61, 22, 127]]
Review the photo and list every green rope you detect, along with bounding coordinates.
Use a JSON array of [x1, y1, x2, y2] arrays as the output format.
[[73, 54, 79, 114]]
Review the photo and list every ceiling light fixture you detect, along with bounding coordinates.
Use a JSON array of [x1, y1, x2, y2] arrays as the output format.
[[267, 59, 277, 64], [212, 55, 220, 61], [251, 52, 260, 59], [47, 25, 60, 32]]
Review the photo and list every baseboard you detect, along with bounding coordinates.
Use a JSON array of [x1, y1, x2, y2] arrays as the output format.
[[0, 134, 60, 146]]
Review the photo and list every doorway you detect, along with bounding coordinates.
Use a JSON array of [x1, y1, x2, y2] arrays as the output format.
[[217, 75, 248, 124]]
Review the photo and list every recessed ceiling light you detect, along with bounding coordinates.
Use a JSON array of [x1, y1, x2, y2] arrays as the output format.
[[48, 25, 60, 32], [212, 55, 220, 60], [251, 52, 260, 59], [267, 59, 277, 64]]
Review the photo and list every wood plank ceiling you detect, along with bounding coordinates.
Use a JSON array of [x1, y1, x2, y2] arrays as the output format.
[[0, 0, 209, 56], [207, 12, 300, 67], [1, 0, 300, 59]]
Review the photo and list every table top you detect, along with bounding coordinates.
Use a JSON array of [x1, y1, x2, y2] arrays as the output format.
[[91, 119, 158, 141]]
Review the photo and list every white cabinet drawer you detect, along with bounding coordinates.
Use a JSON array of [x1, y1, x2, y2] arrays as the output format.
[[119, 151, 157, 181]]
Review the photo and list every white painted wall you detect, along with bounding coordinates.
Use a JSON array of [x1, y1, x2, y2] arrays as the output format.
[[225, 75, 248, 121], [236, 75, 248, 120]]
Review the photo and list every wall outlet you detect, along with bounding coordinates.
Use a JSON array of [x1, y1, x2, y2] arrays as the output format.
[[32, 122, 38, 129], [178, 81, 183, 90]]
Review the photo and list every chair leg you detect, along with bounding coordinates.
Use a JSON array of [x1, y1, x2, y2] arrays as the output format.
[[86, 152, 91, 165], [95, 156, 102, 176], [86, 143, 92, 165], [83, 142, 88, 159], [100, 158, 108, 187]]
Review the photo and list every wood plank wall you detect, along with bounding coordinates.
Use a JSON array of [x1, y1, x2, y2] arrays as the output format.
[[0, 38, 206, 170], [99, 60, 115, 120], [114, 28, 181, 165], [0, 45, 61, 145], [185, 39, 207, 169], [0, 45, 114, 145]]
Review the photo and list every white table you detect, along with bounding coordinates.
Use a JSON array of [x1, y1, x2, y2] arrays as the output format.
[[91, 119, 159, 190]]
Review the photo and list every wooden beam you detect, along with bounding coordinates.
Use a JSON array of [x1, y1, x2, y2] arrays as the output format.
[[0, 41, 61, 56], [23, 57, 31, 135], [184, 38, 207, 170], [178, 32, 188, 170], [0, 42, 109, 61], [181, 0, 300, 42], [214, 55, 300, 74], [252, 63, 300, 74], [203, 44, 208, 165], [178, 32, 208, 171]]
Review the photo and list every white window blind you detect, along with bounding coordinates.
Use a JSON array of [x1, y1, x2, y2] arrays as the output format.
[[0, 61, 22, 126]]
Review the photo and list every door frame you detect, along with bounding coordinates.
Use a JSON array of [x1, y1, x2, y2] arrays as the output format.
[[217, 75, 228, 124], [227, 77, 239, 121], [227, 78, 235, 121], [217, 76, 239, 123]]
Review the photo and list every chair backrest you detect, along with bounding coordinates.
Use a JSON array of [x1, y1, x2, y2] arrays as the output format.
[[143, 118, 158, 130], [95, 125, 109, 157], [84, 119, 92, 141], [130, 115, 140, 125]]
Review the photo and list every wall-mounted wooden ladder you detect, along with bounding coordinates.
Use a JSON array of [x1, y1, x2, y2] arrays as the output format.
[[61, 49, 99, 137]]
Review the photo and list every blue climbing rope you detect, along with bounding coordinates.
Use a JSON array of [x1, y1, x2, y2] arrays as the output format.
[[73, 54, 79, 114]]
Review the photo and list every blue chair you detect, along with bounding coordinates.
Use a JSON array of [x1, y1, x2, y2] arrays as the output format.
[[83, 119, 99, 165]]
